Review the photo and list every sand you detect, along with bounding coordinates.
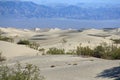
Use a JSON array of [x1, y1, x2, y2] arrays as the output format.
[[0, 27, 120, 80], [0, 41, 39, 58], [7, 55, 120, 80]]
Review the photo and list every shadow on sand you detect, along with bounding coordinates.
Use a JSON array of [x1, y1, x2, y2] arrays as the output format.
[[97, 66, 120, 80]]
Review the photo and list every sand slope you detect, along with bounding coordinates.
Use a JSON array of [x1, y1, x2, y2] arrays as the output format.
[[0, 41, 39, 58]]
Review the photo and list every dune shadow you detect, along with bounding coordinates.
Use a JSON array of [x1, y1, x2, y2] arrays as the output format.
[[97, 66, 120, 80]]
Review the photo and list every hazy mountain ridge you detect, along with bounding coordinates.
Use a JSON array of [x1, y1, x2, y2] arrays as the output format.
[[0, 1, 120, 20]]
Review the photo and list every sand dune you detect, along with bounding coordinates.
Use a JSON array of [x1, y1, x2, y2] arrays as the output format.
[[0, 27, 119, 51], [30, 28, 114, 51], [0, 27, 120, 80], [0, 27, 36, 38], [0, 41, 39, 58], [0, 27, 119, 52]]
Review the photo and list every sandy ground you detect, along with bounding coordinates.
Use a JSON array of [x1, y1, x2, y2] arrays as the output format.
[[6, 55, 120, 80], [0, 27, 120, 80]]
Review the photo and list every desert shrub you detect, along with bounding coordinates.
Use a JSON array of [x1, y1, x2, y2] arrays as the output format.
[[39, 48, 45, 55], [39, 48, 45, 52], [0, 63, 45, 80], [0, 52, 6, 62], [93, 42, 119, 59], [29, 42, 40, 50], [73, 63, 77, 65], [47, 48, 65, 55], [66, 50, 76, 55], [0, 36, 14, 43], [17, 40, 40, 50], [76, 46, 93, 56], [93, 45, 105, 58], [111, 48, 120, 59], [75, 42, 120, 59], [111, 39, 120, 44], [17, 40, 30, 45]]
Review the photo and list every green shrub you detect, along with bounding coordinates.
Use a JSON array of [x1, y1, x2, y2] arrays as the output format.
[[66, 50, 76, 55], [17, 40, 40, 50], [75, 42, 120, 60], [39, 48, 45, 55], [73, 63, 77, 65], [76, 46, 93, 56], [0, 52, 6, 62], [93, 45, 105, 58], [47, 48, 65, 55], [0, 63, 45, 80], [29, 42, 40, 50], [111, 48, 120, 59], [111, 39, 120, 44], [0, 36, 14, 43], [93, 42, 119, 59], [17, 40, 30, 45]]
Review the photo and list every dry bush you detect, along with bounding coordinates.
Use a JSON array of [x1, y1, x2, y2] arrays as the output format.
[[47, 48, 65, 55], [0, 62, 45, 80]]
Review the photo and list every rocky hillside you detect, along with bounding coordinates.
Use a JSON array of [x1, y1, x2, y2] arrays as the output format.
[[0, 1, 120, 20]]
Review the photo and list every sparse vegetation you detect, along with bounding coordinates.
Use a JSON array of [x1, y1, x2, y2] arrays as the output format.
[[67, 63, 71, 65], [0, 29, 14, 43], [93, 42, 120, 59], [45, 41, 120, 60], [47, 48, 65, 55], [29, 42, 40, 50], [76, 45, 93, 56], [93, 42, 114, 59], [0, 36, 14, 43], [111, 48, 120, 59], [76, 42, 120, 60], [17, 40, 30, 45], [0, 62, 45, 80], [39, 48, 45, 55], [93, 45, 105, 58], [17, 40, 40, 50], [111, 39, 120, 44], [0, 52, 6, 62], [66, 50, 76, 55], [73, 63, 77, 65]]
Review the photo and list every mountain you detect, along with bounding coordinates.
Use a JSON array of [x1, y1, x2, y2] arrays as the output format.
[[0, 1, 120, 20]]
